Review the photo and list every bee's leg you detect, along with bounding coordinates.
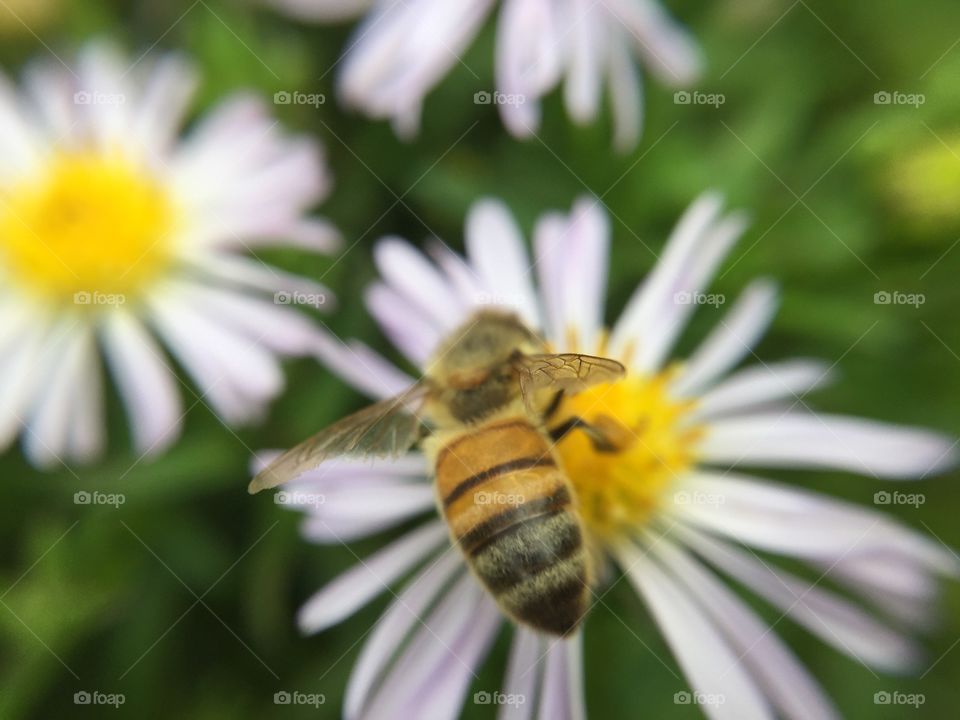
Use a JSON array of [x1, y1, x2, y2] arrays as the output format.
[[549, 416, 632, 453], [541, 390, 566, 422]]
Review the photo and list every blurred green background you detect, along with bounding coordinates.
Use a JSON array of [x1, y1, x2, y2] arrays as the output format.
[[1, 0, 959, 717]]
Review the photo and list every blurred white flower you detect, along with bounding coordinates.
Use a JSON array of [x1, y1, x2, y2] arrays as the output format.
[[268, 0, 703, 149], [261, 194, 957, 718], [0, 42, 340, 467]]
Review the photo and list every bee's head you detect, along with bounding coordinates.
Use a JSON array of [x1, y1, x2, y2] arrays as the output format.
[[428, 310, 544, 423]]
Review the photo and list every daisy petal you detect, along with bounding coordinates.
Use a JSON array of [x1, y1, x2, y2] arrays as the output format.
[[345, 553, 464, 719], [340, 0, 494, 126], [366, 282, 442, 366], [312, 334, 415, 401], [616, 542, 773, 719], [298, 520, 448, 633], [300, 483, 436, 543], [130, 52, 198, 158], [669, 472, 958, 575], [605, 0, 703, 86], [465, 199, 541, 327], [148, 295, 282, 422], [187, 252, 334, 310], [609, 192, 741, 366], [101, 310, 183, 456], [648, 534, 840, 720], [64, 328, 105, 462], [499, 629, 542, 720], [672, 279, 779, 397], [607, 28, 644, 152], [24, 324, 89, 467], [560, 198, 610, 351], [563, 0, 605, 127], [495, 0, 562, 137], [814, 552, 946, 630], [533, 212, 570, 346], [0, 310, 49, 449], [634, 212, 747, 371], [427, 240, 485, 307], [538, 634, 585, 720], [673, 523, 924, 673], [361, 572, 501, 720], [691, 359, 833, 421], [175, 281, 322, 355], [700, 412, 959, 479], [374, 237, 464, 330]]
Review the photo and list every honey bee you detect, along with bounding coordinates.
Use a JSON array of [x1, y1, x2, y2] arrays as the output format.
[[250, 310, 625, 636]]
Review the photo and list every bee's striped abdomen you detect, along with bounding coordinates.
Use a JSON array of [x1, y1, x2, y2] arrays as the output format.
[[435, 418, 591, 636]]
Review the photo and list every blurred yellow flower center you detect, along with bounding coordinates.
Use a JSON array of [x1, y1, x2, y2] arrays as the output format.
[[0, 152, 177, 306], [886, 135, 960, 229], [554, 371, 702, 541]]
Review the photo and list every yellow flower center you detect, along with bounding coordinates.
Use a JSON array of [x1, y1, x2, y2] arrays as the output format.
[[0, 151, 178, 307], [554, 369, 703, 542]]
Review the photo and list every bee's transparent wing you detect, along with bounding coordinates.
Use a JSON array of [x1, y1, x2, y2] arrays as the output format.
[[248, 385, 429, 494], [514, 353, 625, 411]]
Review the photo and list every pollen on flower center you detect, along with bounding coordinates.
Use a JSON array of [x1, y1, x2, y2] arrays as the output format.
[[0, 151, 177, 305], [553, 370, 702, 541]]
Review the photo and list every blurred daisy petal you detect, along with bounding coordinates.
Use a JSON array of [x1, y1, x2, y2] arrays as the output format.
[[672, 279, 779, 397], [675, 524, 925, 673], [374, 237, 464, 330], [691, 359, 833, 421], [298, 520, 448, 633], [361, 572, 500, 719], [345, 553, 465, 719], [101, 312, 182, 455], [647, 535, 840, 720], [499, 629, 541, 720], [617, 541, 773, 719], [538, 634, 585, 720], [271, 0, 701, 148], [701, 413, 958, 479], [465, 199, 540, 326]]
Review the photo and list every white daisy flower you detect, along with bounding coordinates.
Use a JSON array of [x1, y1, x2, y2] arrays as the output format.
[[0, 41, 339, 467], [267, 0, 703, 150], [261, 194, 958, 719]]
